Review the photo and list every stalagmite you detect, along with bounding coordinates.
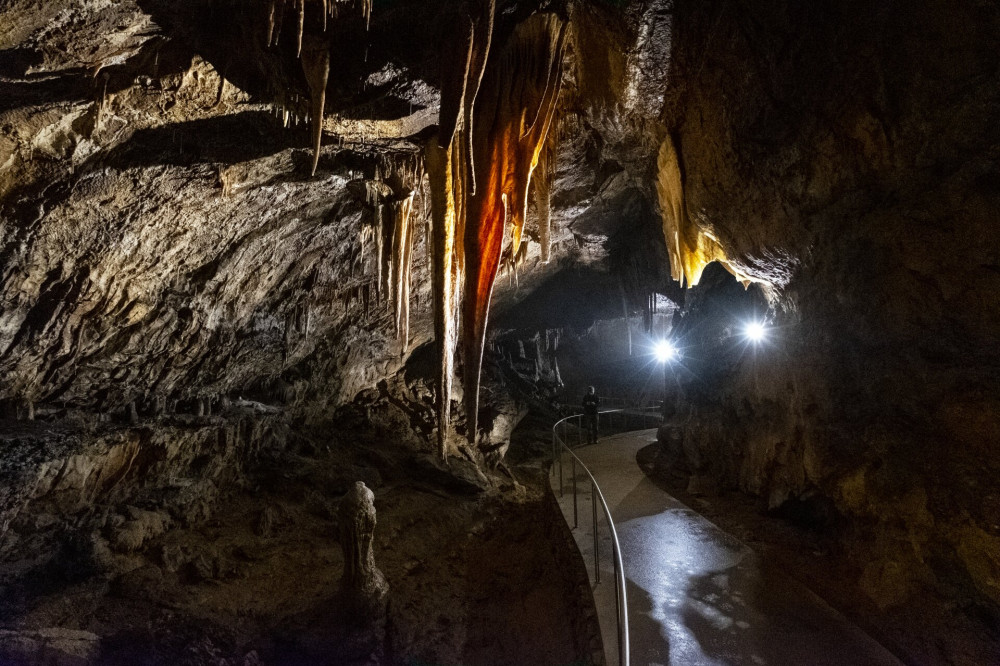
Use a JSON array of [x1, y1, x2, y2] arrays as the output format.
[[460, 12, 566, 442], [338, 481, 388, 620]]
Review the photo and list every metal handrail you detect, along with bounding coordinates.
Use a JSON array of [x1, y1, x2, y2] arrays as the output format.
[[551, 405, 662, 666]]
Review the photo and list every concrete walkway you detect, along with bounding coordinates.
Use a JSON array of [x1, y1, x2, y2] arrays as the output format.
[[552, 429, 903, 666]]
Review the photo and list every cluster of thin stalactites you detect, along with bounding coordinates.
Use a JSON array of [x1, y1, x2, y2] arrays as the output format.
[[264, 0, 373, 176], [262, 0, 564, 456]]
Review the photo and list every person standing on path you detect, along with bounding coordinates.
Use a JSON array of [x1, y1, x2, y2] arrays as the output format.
[[582, 386, 599, 444]]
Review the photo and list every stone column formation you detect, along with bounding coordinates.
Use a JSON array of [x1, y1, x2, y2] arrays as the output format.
[[338, 481, 388, 621]]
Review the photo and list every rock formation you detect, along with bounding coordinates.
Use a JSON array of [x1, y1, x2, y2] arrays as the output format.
[[338, 481, 388, 621]]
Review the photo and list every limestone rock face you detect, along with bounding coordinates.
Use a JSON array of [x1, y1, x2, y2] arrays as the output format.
[[0, 0, 998, 655], [0, 0, 626, 430]]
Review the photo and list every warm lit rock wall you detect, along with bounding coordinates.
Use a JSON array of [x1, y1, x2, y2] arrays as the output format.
[[663, 0, 1000, 609]]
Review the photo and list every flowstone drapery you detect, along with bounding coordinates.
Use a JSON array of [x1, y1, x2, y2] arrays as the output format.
[[655, 135, 751, 287], [428, 8, 566, 453], [426, 0, 495, 458], [461, 12, 565, 444]]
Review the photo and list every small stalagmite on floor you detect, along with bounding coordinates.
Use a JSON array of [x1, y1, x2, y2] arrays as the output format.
[[339, 481, 388, 622]]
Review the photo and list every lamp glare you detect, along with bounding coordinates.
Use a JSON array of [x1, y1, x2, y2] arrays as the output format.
[[745, 321, 766, 342], [655, 340, 676, 362]]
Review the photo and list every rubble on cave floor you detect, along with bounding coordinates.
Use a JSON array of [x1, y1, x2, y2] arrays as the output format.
[[0, 409, 596, 666]]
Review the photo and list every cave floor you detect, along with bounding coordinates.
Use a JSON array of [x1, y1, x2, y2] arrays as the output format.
[[553, 430, 902, 666], [0, 430, 596, 666]]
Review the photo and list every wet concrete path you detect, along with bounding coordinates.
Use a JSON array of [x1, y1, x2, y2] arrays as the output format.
[[552, 429, 902, 666]]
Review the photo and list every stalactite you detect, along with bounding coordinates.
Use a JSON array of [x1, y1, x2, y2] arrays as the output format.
[[428, 0, 486, 456], [297, 0, 305, 56], [388, 194, 416, 350], [427, 7, 565, 452], [348, 153, 424, 349], [620, 279, 632, 356], [425, 136, 466, 459], [265, 0, 376, 175], [375, 204, 387, 302], [534, 123, 556, 263], [438, 0, 494, 196], [460, 12, 566, 443], [267, 0, 281, 46], [301, 37, 330, 176]]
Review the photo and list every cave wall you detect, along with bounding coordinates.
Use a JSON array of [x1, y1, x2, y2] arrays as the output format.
[[662, 0, 1000, 610], [0, 0, 439, 421]]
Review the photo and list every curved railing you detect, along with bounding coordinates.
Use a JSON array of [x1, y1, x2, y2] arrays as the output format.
[[551, 405, 662, 666]]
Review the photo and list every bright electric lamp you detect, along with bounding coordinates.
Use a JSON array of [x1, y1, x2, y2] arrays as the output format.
[[655, 340, 676, 362], [744, 321, 767, 342]]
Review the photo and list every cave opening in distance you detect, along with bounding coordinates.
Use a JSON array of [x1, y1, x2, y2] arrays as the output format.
[[1, 0, 999, 664]]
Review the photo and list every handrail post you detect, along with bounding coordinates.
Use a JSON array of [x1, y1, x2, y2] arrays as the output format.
[[592, 479, 600, 584], [551, 404, 630, 666], [572, 456, 578, 528], [558, 431, 564, 498], [552, 430, 557, 476], [615, 550, 622, 665]]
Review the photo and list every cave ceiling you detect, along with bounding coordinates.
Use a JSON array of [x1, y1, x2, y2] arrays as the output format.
[[0, 0, 678, 438], [2, 0, 1000, 649]]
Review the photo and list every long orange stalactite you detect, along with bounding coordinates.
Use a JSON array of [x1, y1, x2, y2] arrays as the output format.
[[461, 13, 566, 443]]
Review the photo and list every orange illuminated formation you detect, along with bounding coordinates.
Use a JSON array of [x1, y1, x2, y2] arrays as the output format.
[[429, 9, 566, 454], [533, 135, 555, 263], [462, 13, 565, 443], [426, 0, 496, 457], [655, 135, 752, 287]]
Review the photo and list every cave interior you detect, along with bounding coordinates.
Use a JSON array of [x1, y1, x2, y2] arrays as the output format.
[[0, 0, 998, 664]]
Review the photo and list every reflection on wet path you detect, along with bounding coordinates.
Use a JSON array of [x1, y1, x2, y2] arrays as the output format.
[[557, 430, 902, 666]]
